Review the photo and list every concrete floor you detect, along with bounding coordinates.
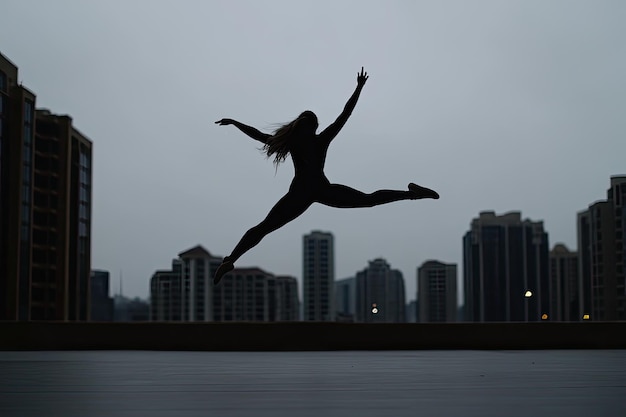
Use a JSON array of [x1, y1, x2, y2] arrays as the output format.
[[1, 350, 625, 417]]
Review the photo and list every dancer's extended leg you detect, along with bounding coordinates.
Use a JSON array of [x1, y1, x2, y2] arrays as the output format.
[[318, 183, 438, 208], [214, 191, 313, 284]]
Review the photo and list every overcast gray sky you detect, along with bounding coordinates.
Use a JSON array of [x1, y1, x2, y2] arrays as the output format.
[[2, 0, 625, 303]]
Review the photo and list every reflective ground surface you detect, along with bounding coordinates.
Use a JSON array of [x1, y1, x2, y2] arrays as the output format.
[[1, 350, 625, 416]]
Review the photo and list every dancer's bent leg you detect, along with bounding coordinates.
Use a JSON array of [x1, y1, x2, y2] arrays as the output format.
[[214, 191, 313, 284]]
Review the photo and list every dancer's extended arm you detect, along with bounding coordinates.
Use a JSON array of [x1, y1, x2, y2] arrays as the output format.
[[319, 67, 368, 142], [215, 118, 270, 144]]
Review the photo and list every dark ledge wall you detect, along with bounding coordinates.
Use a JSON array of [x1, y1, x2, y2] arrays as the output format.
[[1, 322, 625, 351]]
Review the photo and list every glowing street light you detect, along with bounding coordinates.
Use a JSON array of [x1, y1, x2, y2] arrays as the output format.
[[524, 290, 533, 298], [371, 303, 378, 314]]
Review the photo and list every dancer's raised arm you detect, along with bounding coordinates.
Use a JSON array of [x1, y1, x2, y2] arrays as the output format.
[[215, 118, 271, 144], [319, 67, 368, 142]]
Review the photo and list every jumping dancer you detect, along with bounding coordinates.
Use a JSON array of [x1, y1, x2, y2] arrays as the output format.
[[213, 68, 438, 284]]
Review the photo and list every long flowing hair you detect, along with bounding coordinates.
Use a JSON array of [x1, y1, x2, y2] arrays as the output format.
[[263, 111, 317, 166]]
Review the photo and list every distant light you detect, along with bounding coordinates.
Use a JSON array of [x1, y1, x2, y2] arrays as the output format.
[[524, 291, 533, 298], [583, 314, 590, 320], [372, 307, 379, 314], [541, 314, 548, 320]]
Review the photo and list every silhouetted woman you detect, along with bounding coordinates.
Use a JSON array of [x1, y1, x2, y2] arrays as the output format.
[[213, 68, 439, 284]]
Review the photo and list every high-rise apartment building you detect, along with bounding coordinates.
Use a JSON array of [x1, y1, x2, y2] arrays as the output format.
[[463, 211, 550, 322], [35, 110, 93, 321], [150, 259, 183, 321], [302, 231, 334, 321], [355, 258, 406, 323], [179, 245, 222, 321], [275, 275, 299, 321], [213, 267, 278, 321], [549, 244, 580, 321], [417, 260, 457, 322], [577, 175, 626, 321], [0, 52, 92, 321], [150, 247, 300, 322], [0, 52, 34, 320]]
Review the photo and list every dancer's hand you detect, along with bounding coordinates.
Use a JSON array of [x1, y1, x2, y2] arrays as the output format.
[[215, 118, 235, 126], [357, 67, 368, 87]]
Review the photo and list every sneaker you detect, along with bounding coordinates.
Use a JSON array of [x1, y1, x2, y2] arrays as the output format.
[[408, 183, 439, 199], [213, 258, 234, 285]]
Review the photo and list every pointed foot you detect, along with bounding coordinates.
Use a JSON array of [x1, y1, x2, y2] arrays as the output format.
[[213, 258, 234, 285], [408, 183, 439, 200]]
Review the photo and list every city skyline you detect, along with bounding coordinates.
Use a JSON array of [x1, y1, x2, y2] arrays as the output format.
[[1, 1, 624, 302], [112, 193, 622, 322]]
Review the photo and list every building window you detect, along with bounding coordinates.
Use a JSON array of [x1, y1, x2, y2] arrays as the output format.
[[24, 146, 31, 165], [0, 71, 7, 91], [24, 124, 32, 145], [22, 164, 31, 182], [79, 222, 87, 237], [22, 185, 31, 203], [24, 99, 33, 123]]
